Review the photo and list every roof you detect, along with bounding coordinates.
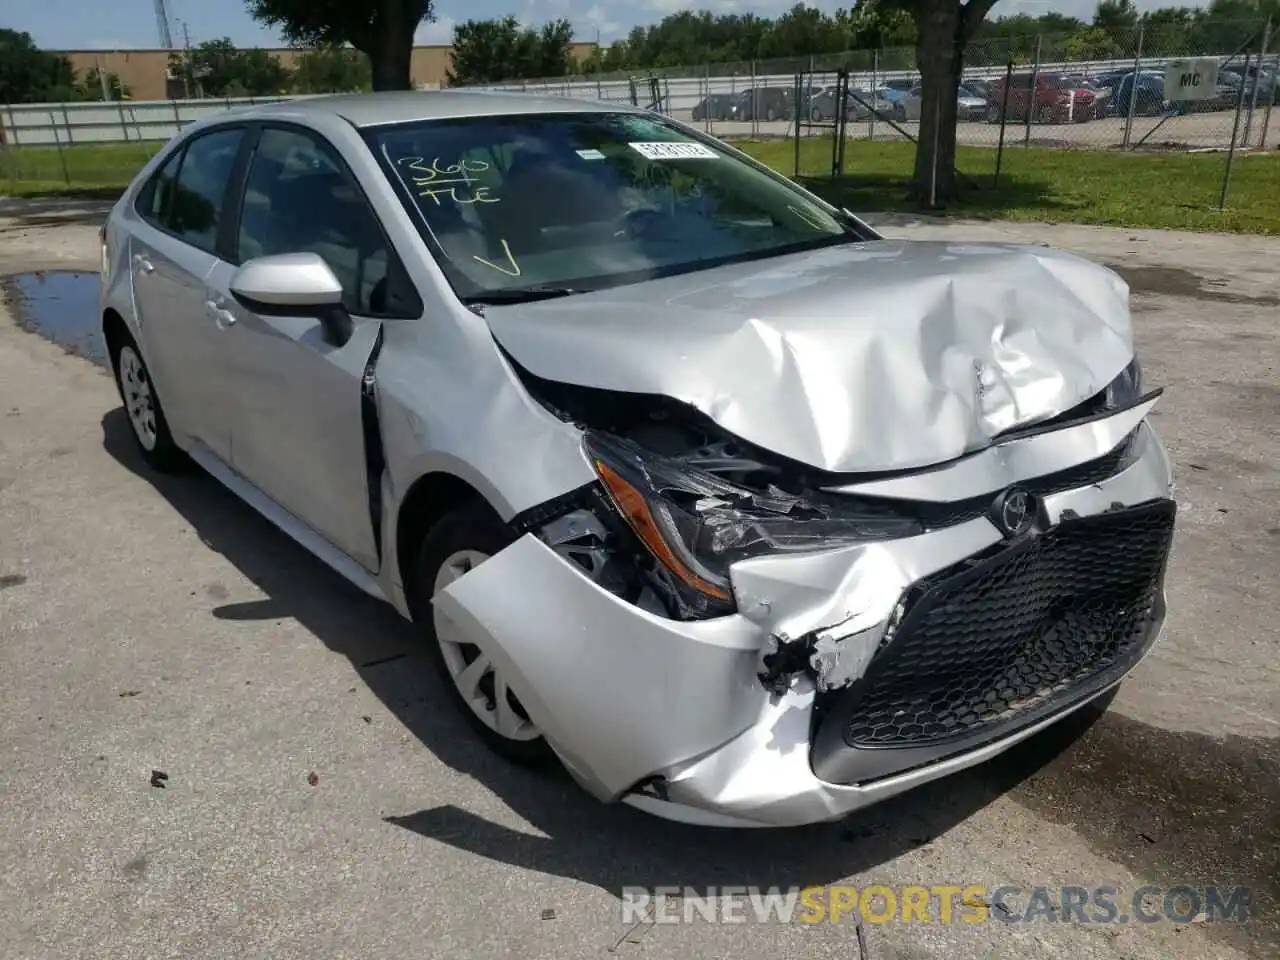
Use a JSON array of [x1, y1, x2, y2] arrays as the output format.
[[238, 89, 636, 128]]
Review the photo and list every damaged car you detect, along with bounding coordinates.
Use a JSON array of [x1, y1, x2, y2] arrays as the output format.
[[100, 92, 1176, 828]]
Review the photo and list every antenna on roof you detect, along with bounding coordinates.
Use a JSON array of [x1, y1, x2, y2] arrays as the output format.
[[154, 0, 174, 48]]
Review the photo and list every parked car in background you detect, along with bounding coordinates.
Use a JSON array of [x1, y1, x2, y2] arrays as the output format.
[[1108, 72, 1166, 117], [100, 90, 1174, 829], [986, 73, 1100, 123], [732, 86, 795, 122], [808, 86, 895, 122], [875, 78, 918, 120], [897, 84, 988, 122], [962, 78, 990, 100], [957, 84, 988, 120], [1220, 62, 1279, 103], [691, 93, 739, 122]]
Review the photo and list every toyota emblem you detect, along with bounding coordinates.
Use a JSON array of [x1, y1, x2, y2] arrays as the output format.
[[991, 487, 1035, 537]]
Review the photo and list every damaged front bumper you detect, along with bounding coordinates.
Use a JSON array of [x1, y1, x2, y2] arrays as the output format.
[[433, 417, 1176, 828]]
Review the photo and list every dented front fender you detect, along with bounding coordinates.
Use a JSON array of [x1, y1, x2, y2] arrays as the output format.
[[433, 534, 768, 801]]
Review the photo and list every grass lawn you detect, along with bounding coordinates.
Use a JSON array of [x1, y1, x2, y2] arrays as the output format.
[[3, 136, 1277, 234], [740, 138, 1280, 234], [0, 142, 162, 200]]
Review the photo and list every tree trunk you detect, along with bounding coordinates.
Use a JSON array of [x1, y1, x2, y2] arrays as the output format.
[[366, 0, 417, 90], [911, 1, 964, 205]]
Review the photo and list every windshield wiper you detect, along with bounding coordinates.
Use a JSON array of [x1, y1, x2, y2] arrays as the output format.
[[462, 285, 583, 306]]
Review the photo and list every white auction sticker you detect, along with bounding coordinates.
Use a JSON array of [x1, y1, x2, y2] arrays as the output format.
[[628, 141, 719, 160]]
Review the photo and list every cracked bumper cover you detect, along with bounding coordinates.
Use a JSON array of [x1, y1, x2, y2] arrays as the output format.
[[434, 422, 1174, 828]]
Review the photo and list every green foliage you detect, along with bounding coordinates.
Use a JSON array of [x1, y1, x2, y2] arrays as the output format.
[[75, 68, 130, 101], [291, 46, 372, 93], [168, 38, 293, 97], [0, 28, 77, 103], [245, 0, 433, 89], [447, 15, 575, 84]]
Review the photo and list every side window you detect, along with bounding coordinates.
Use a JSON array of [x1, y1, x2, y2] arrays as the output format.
[[139, 148, 183, 226], [167, 127, 246, 252], [236, 127, 419, 318]]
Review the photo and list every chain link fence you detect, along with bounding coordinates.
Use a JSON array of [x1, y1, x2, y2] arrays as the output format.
[[474, 18, 1275, 196]]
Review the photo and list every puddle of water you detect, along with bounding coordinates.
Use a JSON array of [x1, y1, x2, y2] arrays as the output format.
[[3, 271, 107, 367]]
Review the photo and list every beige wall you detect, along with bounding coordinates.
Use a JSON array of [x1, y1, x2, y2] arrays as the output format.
[[59, 42, 599, 101]]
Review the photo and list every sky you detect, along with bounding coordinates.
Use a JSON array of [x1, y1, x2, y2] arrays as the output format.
[[8, 0, 1199, 51]]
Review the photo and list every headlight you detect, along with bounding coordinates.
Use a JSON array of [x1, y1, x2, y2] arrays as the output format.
[[1104, 356, 1144, 409], [584, 432, 921, 611]]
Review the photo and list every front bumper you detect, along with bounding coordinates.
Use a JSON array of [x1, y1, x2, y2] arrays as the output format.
[[435, 412, 1175, 828]]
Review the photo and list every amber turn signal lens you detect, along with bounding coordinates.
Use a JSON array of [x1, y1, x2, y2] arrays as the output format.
[[595, 460, 732, 603]]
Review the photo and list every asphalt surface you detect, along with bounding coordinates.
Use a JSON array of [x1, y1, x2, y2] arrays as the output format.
[[0, 199, 1277, 960]]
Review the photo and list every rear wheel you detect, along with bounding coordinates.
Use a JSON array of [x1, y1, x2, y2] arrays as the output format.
[[407, 500, 553, 767], [110, 333, 186, 472], [1038, 104, 1057, 124]]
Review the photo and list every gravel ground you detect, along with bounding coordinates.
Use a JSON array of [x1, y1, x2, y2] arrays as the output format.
[[0, 198, 1276, 960]]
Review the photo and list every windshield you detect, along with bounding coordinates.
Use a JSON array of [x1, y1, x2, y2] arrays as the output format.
[[366, 112, 852, 303]]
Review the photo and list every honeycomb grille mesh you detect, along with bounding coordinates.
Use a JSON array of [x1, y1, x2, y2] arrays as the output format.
[[842, 501, 1175, 748]]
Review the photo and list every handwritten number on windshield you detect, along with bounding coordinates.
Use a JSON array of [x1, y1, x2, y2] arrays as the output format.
[[397, 156, 500, 206]]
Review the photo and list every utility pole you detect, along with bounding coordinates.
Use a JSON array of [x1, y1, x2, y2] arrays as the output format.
[[154, 0, 174, 48], [178, 19, 195, 98]]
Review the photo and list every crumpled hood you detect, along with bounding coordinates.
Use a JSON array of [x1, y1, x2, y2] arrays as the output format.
[[484, 240, 1134, 473]]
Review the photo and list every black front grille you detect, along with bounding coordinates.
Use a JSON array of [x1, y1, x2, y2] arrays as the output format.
[[812, 499, 1175, 784]]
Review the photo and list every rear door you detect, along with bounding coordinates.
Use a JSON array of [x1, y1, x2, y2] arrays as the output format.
[[128, 125, 249, 462], [211, 123, 422, 571]]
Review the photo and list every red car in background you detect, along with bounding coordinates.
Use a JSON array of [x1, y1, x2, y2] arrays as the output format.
[[986, 73, 1101, 123]]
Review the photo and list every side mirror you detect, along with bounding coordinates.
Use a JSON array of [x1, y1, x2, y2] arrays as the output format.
[[230, 252, 353, 346]]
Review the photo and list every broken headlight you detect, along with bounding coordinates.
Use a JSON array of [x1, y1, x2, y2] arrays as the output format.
[[584, 432, 920, 612], [1103, 356, 1143, 409]]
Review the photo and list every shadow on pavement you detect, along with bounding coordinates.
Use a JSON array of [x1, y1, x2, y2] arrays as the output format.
[[101, 407, 1275, 956]]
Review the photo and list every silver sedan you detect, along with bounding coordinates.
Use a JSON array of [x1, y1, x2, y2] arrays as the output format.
[[100, 91, 1175, 828]]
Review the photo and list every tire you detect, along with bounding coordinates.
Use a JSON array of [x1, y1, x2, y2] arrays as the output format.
[[406, 499, 554, 768], [765, 106, 777, 122], [1038, 105, 1057, 124], [110, 331, 187, 473], [986, 105, 1002, 124], [811, 106, 825, 122]]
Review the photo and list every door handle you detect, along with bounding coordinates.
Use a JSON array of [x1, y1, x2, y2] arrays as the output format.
[[132, 253, 154, 275], [205, 300, 238, 329]]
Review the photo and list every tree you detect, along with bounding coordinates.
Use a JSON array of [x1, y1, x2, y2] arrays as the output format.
[[881, 0, 1003, 204], [76, 67, 130, 101], [168, 38, 292, 97], [246, 0, 434, 90], [0, 29, 77, 103], [292, 46, 372, 92], [1093, 0, 1139, 30], [447, 16, 574, 84]]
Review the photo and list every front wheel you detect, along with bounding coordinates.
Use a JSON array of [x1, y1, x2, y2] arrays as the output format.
[[407, 500, 554, 767], [111, 334, 186, 472], [894, 104, 906, 122]]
